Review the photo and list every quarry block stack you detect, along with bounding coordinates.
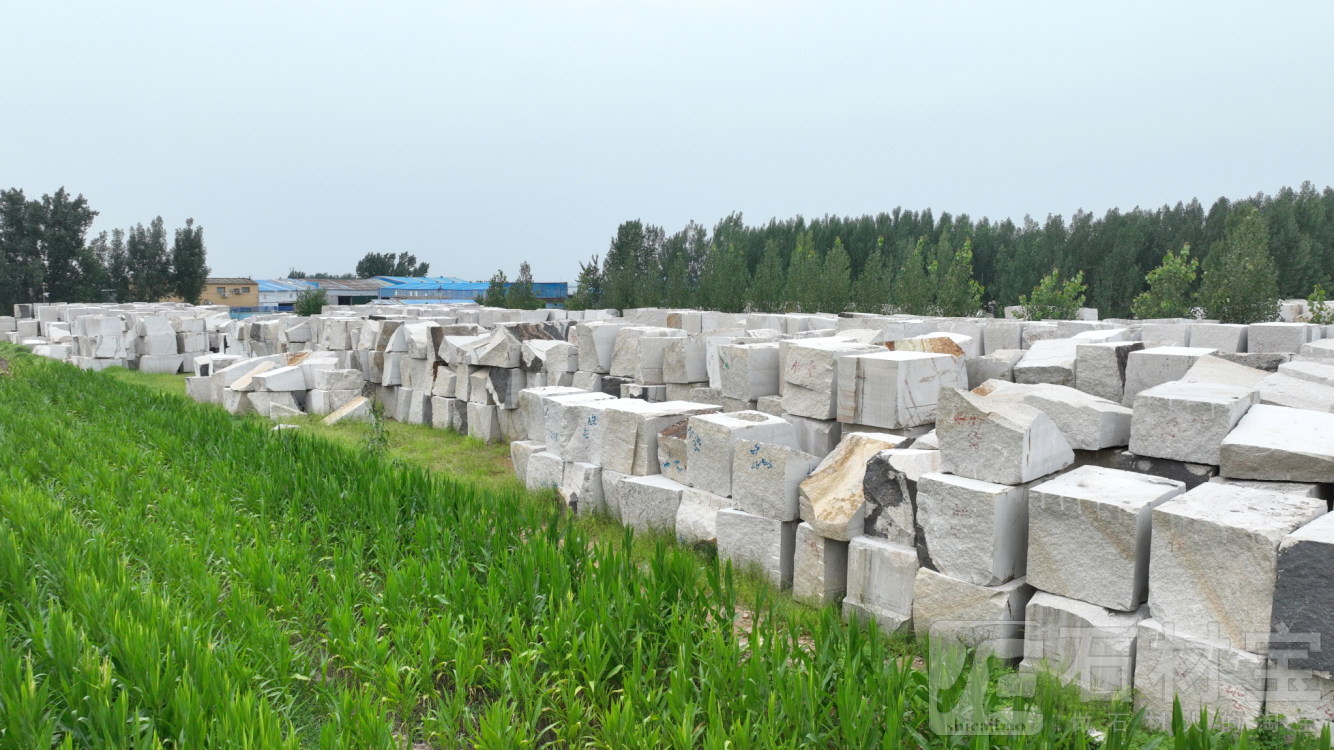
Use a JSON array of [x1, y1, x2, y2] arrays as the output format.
[[14, 299, 1334, 732]]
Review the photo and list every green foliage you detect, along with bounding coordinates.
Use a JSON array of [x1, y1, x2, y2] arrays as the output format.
[[1307, 284, 1334, 325], [698, 243, 750, 313], [1020, 268, 1087, 320], [170, 218, 210, 304], [783, 235, 822, 313], [564, 254, 603, 311], [1132, 244, 1199, 319], [504, 260, 541, 310], [892, 237, 933, 314], [354, 251, 429, 278], [853, 238, 892, 313], [293, 286, 328, 316], [481, 268, 508, 307], [747, 240, 787, 313], [933, 237, 985, 316], [819, 238, 852, 313], [601, 220, 645, 310], [126, 217, 174, 300], [38, 188, 101, 303], [1198, 207, 1281, 324]]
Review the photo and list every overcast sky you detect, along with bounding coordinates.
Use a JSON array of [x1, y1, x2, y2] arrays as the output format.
[[4, 1, 1332, 282]]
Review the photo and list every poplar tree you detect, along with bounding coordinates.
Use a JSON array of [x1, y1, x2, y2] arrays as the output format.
[[891, 237, 932, 314], [783, 234, 822, 313], [853, 238, 892, 313], [747, 241, 787, 313], [933, 238, 985, 316], [1198, 207, 1279, 323], [820, 238, 852, 313]]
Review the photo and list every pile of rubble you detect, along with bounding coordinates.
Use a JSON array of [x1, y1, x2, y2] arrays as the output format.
[[13, 300, 1334, 731]]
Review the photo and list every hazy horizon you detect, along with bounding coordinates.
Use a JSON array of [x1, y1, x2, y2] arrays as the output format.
[[4, 1, 1332, 282]]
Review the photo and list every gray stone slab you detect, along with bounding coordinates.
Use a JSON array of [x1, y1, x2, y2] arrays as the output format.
[[792, 522, 850, 606], [1020, 592, 1147, 699], [1220, 404, 1334, 482], [1133, 618, 1267, 731], [1075, 341, 1143, 403], [1270, 512, 1334, 678], [936, 387, 1074, 485], [1121, 346, 1217, 406], [843, 536, 917, 635], [912, 570, 1032, 660], [1028, 466, 1184, 610], [1149, 482, 1326, 652], [716, 509, 798, 588], [1129, 381, 1258, 465], [916, 472, 1028, 586]]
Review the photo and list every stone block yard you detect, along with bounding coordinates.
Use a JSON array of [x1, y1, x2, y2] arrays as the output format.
[[7, 300, 1334, 747]]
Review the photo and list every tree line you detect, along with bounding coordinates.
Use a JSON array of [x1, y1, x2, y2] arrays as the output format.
[[567, 182, 1334, 321], [0, 187, 210, 309], [290, 251, 430, 280]]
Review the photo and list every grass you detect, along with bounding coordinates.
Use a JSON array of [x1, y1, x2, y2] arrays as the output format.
[[3, 346, 1329, 749]]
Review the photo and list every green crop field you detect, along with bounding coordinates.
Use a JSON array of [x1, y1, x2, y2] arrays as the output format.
[[0, 345, 1328, 749]]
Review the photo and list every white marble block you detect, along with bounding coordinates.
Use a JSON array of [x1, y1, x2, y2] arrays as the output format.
[[720, 342, 781, 402], [560, 461, 604, 515], [1220, 404, 1334, 483], [1149, 482, 1326, 652], [540, 391, 616, 454], [916, 472, 1028, 587], [1027, 466, 1185, 610], [575, 321, 627, 374], [835, 350, 966, 429], [1128, 381, 1258, 465], [783, 412, 844, 459], [509, 440, 547, 485], [716, 509, 797, 588], [683, 411, 794, 497], [779, 338, 881, 419], [1020, 592, 1147, 698], [843, 536, 918, 635], [792, 522, 850, 607], [466, 402, 502, 443], [936, 387, 1074, 485], [600, 400, 721, 476], [1190, 323, 1248, 353]]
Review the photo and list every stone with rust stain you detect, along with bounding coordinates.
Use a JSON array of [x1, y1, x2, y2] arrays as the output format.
[[797, 432, 905, 541]]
